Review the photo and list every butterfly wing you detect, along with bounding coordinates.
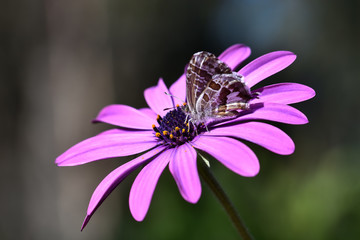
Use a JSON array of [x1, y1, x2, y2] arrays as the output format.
[[196, 72, 253, 120], [186, 51, 232, 111]]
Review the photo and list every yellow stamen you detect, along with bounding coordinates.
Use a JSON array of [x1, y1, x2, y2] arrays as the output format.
[[183, 102, 187, 106], [169, 134, 174, 139], [152, 124, 156, 129], [175, 127, 180, 131], [182, 129, 185, 133], [176, 104, 180, 107], [163, 131, 169, 135], [155, 132, 161, 138]]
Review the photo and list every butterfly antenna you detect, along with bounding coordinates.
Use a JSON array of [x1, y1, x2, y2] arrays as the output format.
[[164, 92, 186, 105], [162, 92, 185, 111]]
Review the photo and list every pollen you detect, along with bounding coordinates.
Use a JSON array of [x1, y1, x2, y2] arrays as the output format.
[[151, 105, 203, 147], [156, 115, 162, 124]]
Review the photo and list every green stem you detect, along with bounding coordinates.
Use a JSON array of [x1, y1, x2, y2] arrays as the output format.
[[198, 155, 254, 240]]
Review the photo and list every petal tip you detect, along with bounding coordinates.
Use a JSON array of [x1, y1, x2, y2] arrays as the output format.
[[299, 115, 309, 125], [243, 167, 260, 177], [91, 118, 100, 124], [157, 77, 165, 85], [308, 88, 316, 99], [186, 194, 201, 204], [81, 215, 91, 231], [280, 142, 295, 155], [276, 50, 297, 63], [55, 161, 71, 167], [130, 208, 146, 222], [278, 50, 296, 57], [55, 156, 65, 166], [231, 43, 251, 53]]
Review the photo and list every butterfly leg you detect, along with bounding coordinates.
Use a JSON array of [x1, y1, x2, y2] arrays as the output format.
[[202, 123, 210, 132], [251, 92, 261, 99]]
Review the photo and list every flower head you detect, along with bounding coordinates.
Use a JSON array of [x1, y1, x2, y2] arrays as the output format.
[[56, 44, 315, 230]]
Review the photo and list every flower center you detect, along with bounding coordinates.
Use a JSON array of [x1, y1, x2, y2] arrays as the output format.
[[152, 105, 203, 147]]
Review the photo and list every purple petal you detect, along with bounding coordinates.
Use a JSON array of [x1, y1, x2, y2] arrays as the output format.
[[81, 146, 165, 230], [96, 128, 128, 136], [56, 130, 157, 166], [192, 136, 259, 177], [93, 104, 155, 130], [144, 78, 174, 116], [206, 122, 294, 155], [251, 83, 316, 105], [138, 107, 158, 120], [169, 74, 186, 105], [169, 143, 200, 203], [239, 51, 296, 88], [217, 103, 308, 125], [218, 44, 251, 70], [129, 148, 172, 221]]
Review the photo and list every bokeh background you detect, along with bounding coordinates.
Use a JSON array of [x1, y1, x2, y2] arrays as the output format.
[[1, 0, 359, 239]]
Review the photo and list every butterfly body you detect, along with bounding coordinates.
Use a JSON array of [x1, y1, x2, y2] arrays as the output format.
[[185, 51, 255, 125]]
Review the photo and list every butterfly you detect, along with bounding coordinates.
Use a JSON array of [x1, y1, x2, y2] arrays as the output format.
[[184, 51, 257, 125]]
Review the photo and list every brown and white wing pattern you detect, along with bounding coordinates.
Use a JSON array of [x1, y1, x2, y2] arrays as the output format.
[[186, 51, 231, 111], [196, 73, 253, 121], [185, 51, 255, 124]]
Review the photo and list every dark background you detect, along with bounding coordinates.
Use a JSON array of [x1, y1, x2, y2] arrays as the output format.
[[1, 0, 359, 239]]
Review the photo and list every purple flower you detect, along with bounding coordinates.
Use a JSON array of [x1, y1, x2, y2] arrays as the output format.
[[56, 44, 315, 230]]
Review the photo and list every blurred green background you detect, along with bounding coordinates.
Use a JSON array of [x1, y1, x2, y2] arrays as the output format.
[[1, 0, 359, 239]]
